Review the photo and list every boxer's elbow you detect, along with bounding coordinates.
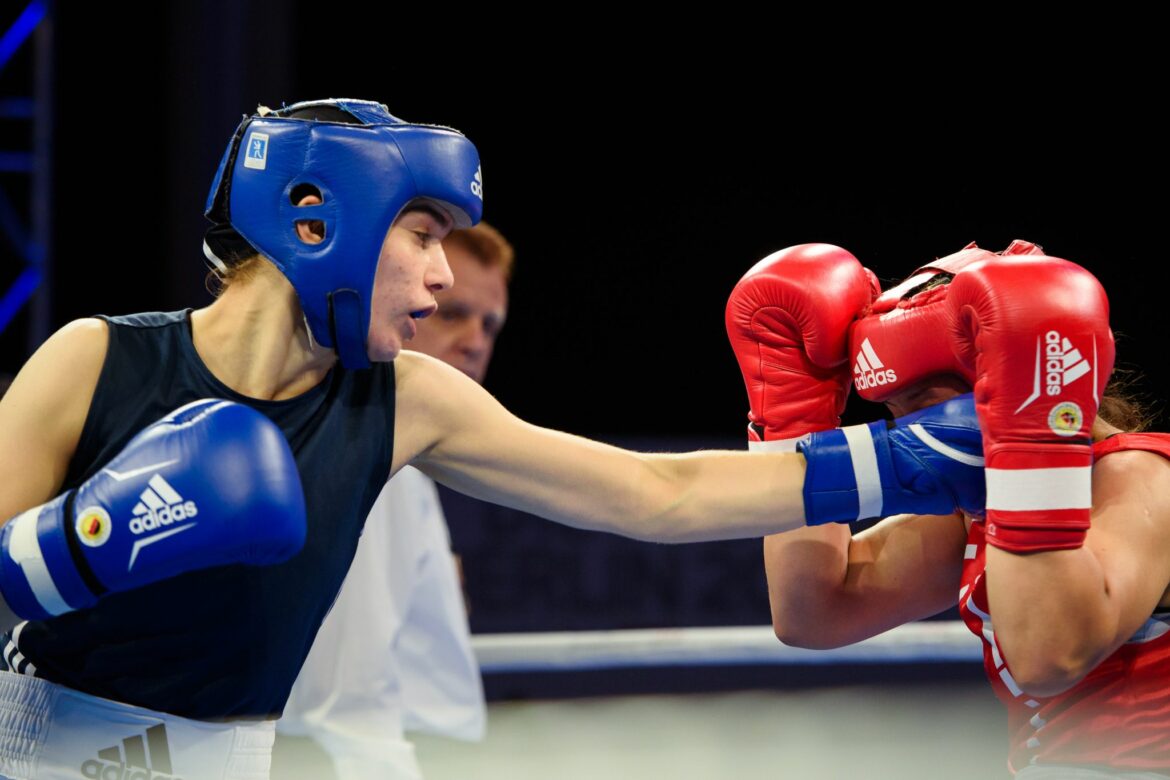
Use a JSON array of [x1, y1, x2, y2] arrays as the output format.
[[769, 594, 856, 650], [772, 618, 847, 650], [765, 531, 862, 649], [1002, 646, 1098, 697], [1006, 658, 1086, 697], [998, 616, 1114, 695]]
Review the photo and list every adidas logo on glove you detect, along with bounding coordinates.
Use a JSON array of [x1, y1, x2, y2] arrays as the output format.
[[129, 475, 198, 535], [853, 338, 898, 390], [1043, 330, 1091, 396]]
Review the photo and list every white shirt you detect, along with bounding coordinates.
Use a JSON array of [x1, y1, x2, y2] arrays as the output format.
[[279, 467, 485, 779]]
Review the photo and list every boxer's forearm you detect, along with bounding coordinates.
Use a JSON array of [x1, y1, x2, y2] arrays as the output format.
[[523, 443, 810, 543], [765, 513, 966, 649], [984, 545, 1117, 696], [983, 452, 1170, 696], [631, 448, 809, 542]]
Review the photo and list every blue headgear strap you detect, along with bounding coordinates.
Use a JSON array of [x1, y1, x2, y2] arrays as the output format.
[[204, 99, 484, 368]]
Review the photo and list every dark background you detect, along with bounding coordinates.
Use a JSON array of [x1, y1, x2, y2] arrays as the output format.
[[1, 4, 1165, 635]]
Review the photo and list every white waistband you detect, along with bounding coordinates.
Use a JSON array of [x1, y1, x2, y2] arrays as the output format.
[[0, 670, 274, 780]]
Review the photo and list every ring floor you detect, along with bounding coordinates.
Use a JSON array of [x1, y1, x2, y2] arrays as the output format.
[[273, 681, 1010, 779]]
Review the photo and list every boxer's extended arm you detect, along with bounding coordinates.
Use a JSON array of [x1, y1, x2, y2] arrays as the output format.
[[394, 354, 984, 543], [984, 449, 1170, 696], [393, 352, 807, 542]]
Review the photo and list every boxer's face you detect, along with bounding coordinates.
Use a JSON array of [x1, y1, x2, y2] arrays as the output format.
[[407, 243, 508, 384], [366, 205, 456, 362], [884, 376, 969, 418]]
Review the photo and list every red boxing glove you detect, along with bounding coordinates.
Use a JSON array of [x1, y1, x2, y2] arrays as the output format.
[[947, 257, 1114, 552], [726, 244, 879, 451]]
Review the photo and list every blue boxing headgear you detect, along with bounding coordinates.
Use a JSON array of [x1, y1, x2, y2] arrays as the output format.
[[203, 98, 484, 369]]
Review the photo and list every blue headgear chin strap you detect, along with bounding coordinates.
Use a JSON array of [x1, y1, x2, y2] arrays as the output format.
[[203, 98, 484, 369]]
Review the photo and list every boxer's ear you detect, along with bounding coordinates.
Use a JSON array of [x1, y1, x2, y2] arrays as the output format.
[[292, 187, 325, 245]]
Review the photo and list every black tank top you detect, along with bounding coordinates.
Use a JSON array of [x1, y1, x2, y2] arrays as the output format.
[[6, 311, 395, 719]]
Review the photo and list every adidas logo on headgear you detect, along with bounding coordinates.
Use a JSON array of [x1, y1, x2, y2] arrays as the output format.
[[80, 723, 184, 779], [470, 165, 483, 199], [853, 338, 898, 390], [129, 475, 198, 535], [1044, 330, 1091, 396]]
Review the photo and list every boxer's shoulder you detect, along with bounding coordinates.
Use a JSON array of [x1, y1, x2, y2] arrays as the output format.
[[395, 349, 478, 407], [1091, 442, 1170, 518], [391, 350, 462, 472], [2, 317, 108, 420], [35, 317, 110, 361], [1082, 440, 1170, 602], [20, 318, 109, 414], [0, 318, 109, 518], [390, 348, 504, 475]]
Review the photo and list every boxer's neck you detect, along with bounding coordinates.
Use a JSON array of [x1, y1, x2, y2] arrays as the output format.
[[190, 265, 336, 401]]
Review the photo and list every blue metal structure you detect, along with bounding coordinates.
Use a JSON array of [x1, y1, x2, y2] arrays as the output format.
[[0, 1, 50, 347]]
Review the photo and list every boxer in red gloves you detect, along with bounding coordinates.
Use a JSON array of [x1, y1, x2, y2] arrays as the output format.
[[729, 240, 1170, 778]]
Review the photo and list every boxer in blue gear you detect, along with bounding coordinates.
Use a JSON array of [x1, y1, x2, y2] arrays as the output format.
[[0, 98, 984, 779], [0, 400, 305, 621]]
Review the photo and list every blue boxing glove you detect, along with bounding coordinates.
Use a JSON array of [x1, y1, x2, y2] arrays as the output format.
[[799, 393, 985, 524], [0, 399, 306, 621]]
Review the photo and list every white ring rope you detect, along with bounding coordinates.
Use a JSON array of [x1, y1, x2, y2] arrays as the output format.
[[473, 621, 981, 673]]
